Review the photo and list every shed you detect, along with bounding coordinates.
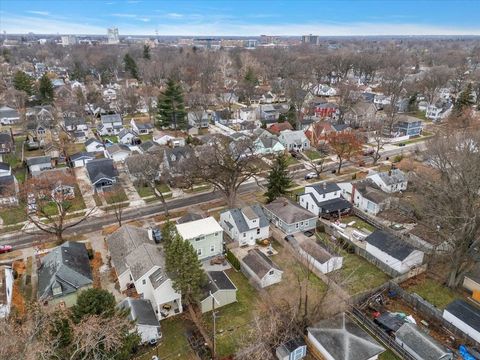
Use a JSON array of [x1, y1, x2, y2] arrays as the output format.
[[240, 249, 283, 288], [276, 338, 307, 360], [200, 271, 237, 313], [443, 299, 480, 342]]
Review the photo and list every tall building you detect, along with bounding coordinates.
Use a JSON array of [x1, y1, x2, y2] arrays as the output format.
[[107, 28, 119, 44], [61, 35, 77, 46], [302, 34, 320, 45]]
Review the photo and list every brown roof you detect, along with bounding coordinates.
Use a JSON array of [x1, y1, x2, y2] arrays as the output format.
[[268, 122, 293, 135]]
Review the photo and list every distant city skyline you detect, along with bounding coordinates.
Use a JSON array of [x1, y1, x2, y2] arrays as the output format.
[[1, 0, 479, 36]]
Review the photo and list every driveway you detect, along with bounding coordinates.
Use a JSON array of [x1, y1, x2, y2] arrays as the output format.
[[116, 164, 144, 206], [74, 167, 97, 209]]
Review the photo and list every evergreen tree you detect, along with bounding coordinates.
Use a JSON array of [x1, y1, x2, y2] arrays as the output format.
[[72, 288, 116, 321], [123, 53, 139, 80], [143, 44, 151, 60], [13, 70, 33, 95], [285, 104, 298, 128], [454, 83, 473, 115], [244, 67, 258, 86], [265, 153, 292, 203], [38, 73, 54, 104], [156, 79, 187, 130], [165, 229, 206, 305]]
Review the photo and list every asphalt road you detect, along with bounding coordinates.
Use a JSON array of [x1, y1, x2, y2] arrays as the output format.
[[0, 181, 261, 248]]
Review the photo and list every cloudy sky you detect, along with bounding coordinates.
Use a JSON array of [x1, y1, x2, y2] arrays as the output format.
[[1, 0, 479, 36]]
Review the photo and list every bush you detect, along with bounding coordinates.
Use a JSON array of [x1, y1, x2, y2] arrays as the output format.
[[393, 154, 404, 163], [226, 249, 241, 271]]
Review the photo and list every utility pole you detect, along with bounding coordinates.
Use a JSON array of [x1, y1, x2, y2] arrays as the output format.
[[210, 291, 220, 360]]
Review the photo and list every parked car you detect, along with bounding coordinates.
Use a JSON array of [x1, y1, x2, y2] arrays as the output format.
[[304, 172, 318, 180], [303, 230, 314, 237], [284, 235, 295, 242], [0, 245, 13, 254], [363, 148, 375, 156]]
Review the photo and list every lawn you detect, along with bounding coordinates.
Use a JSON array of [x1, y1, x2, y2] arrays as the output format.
[[137, 317, 196, 360], [101, 135, 118, 144], [203, 269, 260, 357], [0, 204, 27, 225], [184, 184, 212, 194], [304, 149, 322, 160], [104, 187, 128, 204], [328, 248, 390, 295], [340, 215, 376, 233], [64, 143, 86, 156], [139, 134, 153, 142], [404, 277, 460, 309], [379, 350, 401, 360], [285, 155, 299, 166], [135, 183, 171, 198]]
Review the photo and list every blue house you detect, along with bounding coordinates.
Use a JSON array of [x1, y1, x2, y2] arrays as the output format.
[[394, 116, 423, 137]]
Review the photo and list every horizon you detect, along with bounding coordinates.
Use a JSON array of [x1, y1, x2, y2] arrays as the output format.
[[1, 0, 480, 37]]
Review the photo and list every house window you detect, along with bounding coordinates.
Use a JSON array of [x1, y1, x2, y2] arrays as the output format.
[[256, 228, 260, 235], [214, 232, 218, 236], [300, 221, 304, 226], [268, 270, 274, 275], [295, 223, 299, 229], [334, 192, 337, 196], [197, 248, 202, 256], [142, 279, 146, 285], [210, 245, 215, 253], [243, 233, 246, 237], [323, 194, 325, 198]]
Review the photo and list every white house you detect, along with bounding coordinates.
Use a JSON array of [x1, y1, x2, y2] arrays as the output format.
[[98, 114, 123, 136], [130, 119, 153, 135], [69, 152, 96, 168], [64, 117, 88, 132], [278, 130, 310, 152], [368, 169, 408, 193], [308, 313, 385, 360], [241, 249, 283, 288], [0, 266, 14, 318], [102, 88, 117, 101], [298, 241, 343, 274], [105, 144, 131, 162], [0, 106, 20, 125], [338, 180, 390, 215], [117, 129, 139, 145], [176, 217, 224, 260], [107, 226, 183, 320], [253, 136, 285, 155], [220, 205, 270, 246], [118, 298, 162, 344], [313, 84, 337, 97], [153, 134, 175, 146], [365, 230, 424, 274], [26, 156, 52, 174], [443, 300, 480, 342], [298, 182, 352, 218], [85, 138, 105, 153]]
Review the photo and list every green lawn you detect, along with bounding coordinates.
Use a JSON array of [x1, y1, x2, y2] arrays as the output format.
[[0, 203, 27, 225], [104, 187, 128, 204], [135, 183, 171, 198], [203, 269, 259, 357], [329, 248, 390, 294], [340, 215, 376, 233], [379, 349, 401, 360], [285, 155, 299, 166], [304, 149, 322, 160], [137, 317, 196, 360], [184, 184, 212, 193], [101, 135, 118, 144], [139, 134, 153, 142], [404, 277, 461, 309]]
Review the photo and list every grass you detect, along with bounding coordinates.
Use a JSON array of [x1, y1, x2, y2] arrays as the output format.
[[0, 224, 24, 235], [285, 154, 299, 166], [340, 215, 376, 233], [13, 167, 26, 183], [0, 250, 23, 261], [104, 187, 128, 204], [184, 184, 212, 193], [93, 193, 103, 207], [135, 183, 171, 198], [101, 135, 118, 144], [304, 149, 322, 160], [137, 317, 196, 360], [203, 269, 259, 357], [329, 248, 390, 295], [404, 277, 460, 309], [0, 204, 27, 225], [64, 142, 86, 156], [139, 134, 153, 142], [379, 349, 401, 360]]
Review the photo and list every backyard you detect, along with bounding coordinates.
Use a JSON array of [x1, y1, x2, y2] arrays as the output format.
[[304, 149, 322, 160], [339, 215, 376, 233], [401, 275, 461, 309]]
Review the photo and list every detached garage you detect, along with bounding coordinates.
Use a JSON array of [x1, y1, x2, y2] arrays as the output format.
[[443, 299, 480, 342]]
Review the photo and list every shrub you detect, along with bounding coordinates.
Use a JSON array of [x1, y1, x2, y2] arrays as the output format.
[[226, 249, 241, 270]]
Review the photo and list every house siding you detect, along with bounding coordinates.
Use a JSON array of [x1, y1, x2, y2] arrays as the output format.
[[463, 277, 480, 293], [365, 243, 424, 274], [443, 310, 480, 342], [186, 232, 223, 260], [200, 289, 237, 313], [137, 324, 161, 344]]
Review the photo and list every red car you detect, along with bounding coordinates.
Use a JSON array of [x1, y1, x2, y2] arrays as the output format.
[[0, 245, 13, 254]]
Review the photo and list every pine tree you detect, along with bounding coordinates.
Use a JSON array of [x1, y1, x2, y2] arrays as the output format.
[[454, 83, 473, 115], [13, 70, 33, 95], [156, 79, 187, 130], [123, 53, 139, 80], [265, 153, 292, 203], [38, 73, 54, 104], [143, 44, 151, 60], [164, 229, 206, 305]]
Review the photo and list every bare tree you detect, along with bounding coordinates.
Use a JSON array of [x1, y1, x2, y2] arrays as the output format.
[[368, 121, 387, 165], [326, 131, 363, 174], [305, 156, 326, 179], [23, 171, 95, 242], [420, 66, 452, 105], [415, 130, 480, 288], [381, 66, 406, 135], [104, 186, 127, 227]]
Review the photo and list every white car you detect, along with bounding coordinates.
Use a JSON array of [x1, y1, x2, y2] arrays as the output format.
[[304, 172, 318, 180]]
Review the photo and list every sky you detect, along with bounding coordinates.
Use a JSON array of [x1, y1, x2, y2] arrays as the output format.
[[1, 0, 479, 36]]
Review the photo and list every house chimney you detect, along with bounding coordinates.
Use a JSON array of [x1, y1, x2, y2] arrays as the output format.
[[147, 228, 153, 241], [323, 182, 327, 190]]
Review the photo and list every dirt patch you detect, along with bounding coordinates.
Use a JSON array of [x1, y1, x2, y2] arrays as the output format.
[[102, 224, 119, 235], [91, 251, 103, 288]]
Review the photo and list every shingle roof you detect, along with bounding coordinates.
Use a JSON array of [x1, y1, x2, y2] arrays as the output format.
[[101, 113, 122, 124], [0, 106, 19, 118], [376, 169, 407, 186], [203, 271, 237, 297], [64, 117, 86, 127], [0, 162, 10, 171], [0, 132, 12, 144], [222, 204, 268, 233], [106, 144, 131, 155], [176, 213, 205, 224], [118, 298, 160, 327], [309, 182, 341, 195], [365, 230, 415, 261], [445, 299, 480, 332], [37, 242, 93, 299], [86, 158, 118, 184], [85, 138, 103, 147], [308, 313, 385, 360], [242, 249, 281, 279], [176, 217, 223, 240], [354, 179, 389, 204], [395, 323, 451, 360], [263, 197, 316, 224], [70, 151, 96, 162], [26, 156, 51, 166]]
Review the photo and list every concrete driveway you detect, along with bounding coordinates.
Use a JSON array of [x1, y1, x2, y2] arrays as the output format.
[[74, 167, 97, 209]]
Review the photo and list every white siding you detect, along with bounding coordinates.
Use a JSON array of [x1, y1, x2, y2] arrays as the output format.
[[137, 324, 161, 344], [299, 194, 320, 216], [443, 310, 480, 342], [260, 269, 283, 288], [365, 243, 424, 274]]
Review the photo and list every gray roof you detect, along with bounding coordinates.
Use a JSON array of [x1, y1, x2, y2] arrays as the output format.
[[365, 230, 416, 261], [70, 151, 96, 162], [309, 182, 341, 196], [280, 130, 308, 144], [64, 117, 86, 127], [354, 179, 389, 204], [26, 156, 51, 166], [303, 193, 352, 214], [203, 271, 237, 297], [376, 169, 407, 186], [101, 113, 122, 124], [85, 138, 103, 147], [445, 299, 480, 332], [118, 128, 137, 139], [222, 204, 268, 233], [86, 158, 118, 184], [37, 242, 93, 299], [308, 313, 385, 360], [106, 225, 165, 281], [176, 212, 205, 224], [242, 249, 281, 279], [0, 106, 19, 118], [0, 162, 10, 171], [106, 143, 131, 155], [0, 132, 12, 144], [395, 323, 451, 360], [118, 298, 160, 327], [139, 140, 160, 153], [263, 197, 316, 224], [0, 175, 16, 196]]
